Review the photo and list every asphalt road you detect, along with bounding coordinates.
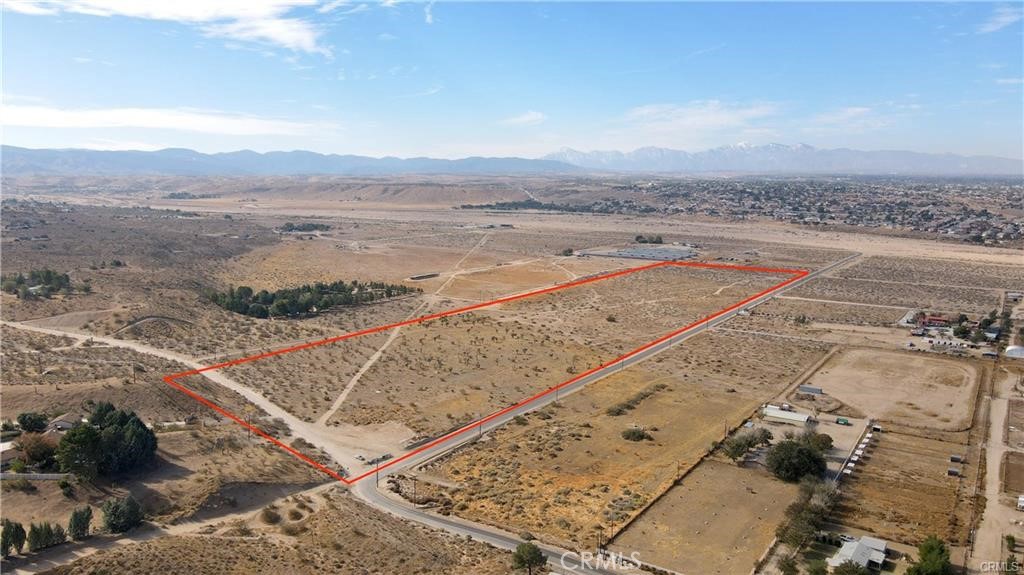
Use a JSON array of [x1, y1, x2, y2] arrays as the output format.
[[351, 253, 861, 574]]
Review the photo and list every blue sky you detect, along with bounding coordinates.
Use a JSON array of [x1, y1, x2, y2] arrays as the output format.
[[2, 1, 1022, 159]]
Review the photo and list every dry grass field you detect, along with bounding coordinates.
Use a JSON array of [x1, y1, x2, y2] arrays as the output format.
[[834, 256, 1024, 290], [414, 331, 828, 547], [789, 276, 1001, 314], [1002, 451, 1024, 495], [0, 326, 259, 423], [43, 488, 510, 575], [612, 461, 799, 575], [799, 348, 980, 430]]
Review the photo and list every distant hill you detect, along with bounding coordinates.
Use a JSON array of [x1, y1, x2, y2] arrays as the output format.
[[2, 144, 1021, 176], [0, 146, 580, 176], [543, 143, 1024, 176]]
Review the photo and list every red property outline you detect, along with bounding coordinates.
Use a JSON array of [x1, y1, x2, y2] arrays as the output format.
[[162, 260, 808, 485]]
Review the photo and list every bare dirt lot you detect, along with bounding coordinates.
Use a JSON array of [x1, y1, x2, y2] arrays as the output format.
[[832, 430, 977, 546], [1002, 451, 1024, 495], [611, 461, 799, 575], [800, 348, 980, 431]]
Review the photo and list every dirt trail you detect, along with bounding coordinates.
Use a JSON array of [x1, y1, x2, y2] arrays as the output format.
[[969, 366, 1024, 573]]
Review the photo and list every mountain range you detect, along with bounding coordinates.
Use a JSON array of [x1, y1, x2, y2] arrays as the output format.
[[2, 144, 1021, 176]]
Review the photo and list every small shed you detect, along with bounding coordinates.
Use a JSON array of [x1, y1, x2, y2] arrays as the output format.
[[797, 384, 824, 395]]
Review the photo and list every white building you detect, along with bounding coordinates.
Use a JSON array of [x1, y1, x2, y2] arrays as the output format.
[[762, 405, 811, 427], [827, 536, 887, 571]]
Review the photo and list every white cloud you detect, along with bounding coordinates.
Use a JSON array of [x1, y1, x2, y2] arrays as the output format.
[[3, 1, 331, 56], [624, 100, 777, 133], [73, 56, 114, 66], [977, 5, 1023, 34], [807, 106, 889, 133], [377, 32, 398, 41], [424, 1, 434, 24], [2, 104, 324, 136], [395, 84, 443, 98], [499, 110, 547, 126], [996, 77, 1024, 85]]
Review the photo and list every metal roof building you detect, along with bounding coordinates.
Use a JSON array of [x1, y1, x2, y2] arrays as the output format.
[[762, 405, 811, 426]]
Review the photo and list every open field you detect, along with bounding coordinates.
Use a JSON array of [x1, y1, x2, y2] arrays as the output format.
[[0, 326, 260, 423], [312, 264, 788, 437], [612, 461, 799, 575], [834, 256, 1024, 290], [789, 276, 1001, 314], [42, 488, 510, 575], [411, 330, 828, 546], [831, 430, 978, 546], [1009, 400, 1024, 450], [1002, 451, 1024, 495], [798, 348, 980, 430]]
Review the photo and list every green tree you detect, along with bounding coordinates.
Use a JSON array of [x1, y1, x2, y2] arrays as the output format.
[[102, 495, 144, 533], [9, 521, 25, 554], [766, 440, 826, 482], [777, 555, 799, 575], [17, 412, 47, 433], [807, 560, 828, 575], [833, 561, 871, 575], [512, 542, 546, 575], [56, 424, 101, 481], [1, 520, 13, 557], [26, 523, 42, 552], [907, 535, 953, 575], [68, 506, 92, 540]]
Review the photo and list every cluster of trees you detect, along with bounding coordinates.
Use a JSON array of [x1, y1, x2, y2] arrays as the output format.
[[56, 403, 158, 480], [207, 281, 419, 318], [947, 310, 1012, 344], [26, 522, 67, 553], [775, 478, 838, 548], [279, 222, 330, 232], [1, 498, 141, 559], [766, 430, 831, 482], [1, 269, 79, 299], [634, 234, 664, 244], [16, 412, 47, 432], [723, 428, 774, 462]]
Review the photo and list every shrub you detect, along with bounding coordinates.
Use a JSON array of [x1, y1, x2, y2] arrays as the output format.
[[621, 428, 653, 442]]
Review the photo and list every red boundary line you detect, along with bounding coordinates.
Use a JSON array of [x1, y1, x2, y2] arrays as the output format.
[[163, 260, 808, 485]]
